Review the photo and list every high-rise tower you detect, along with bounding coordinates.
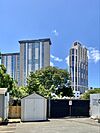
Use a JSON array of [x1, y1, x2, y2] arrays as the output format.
[[69, 41, 88, 94]]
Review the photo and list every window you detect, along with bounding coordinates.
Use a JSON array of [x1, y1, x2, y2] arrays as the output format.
[[74, 42, 77, 46], [82, 73, 83, 78], [28, 59, 32, 64], [72, 76, 74, 82], [75, 67, 77, 72], [76, 56, 77, 62], [35, 42, 39, 48], [72, 61, 74, 66], [76, 49, 77, 55], [75, 77, 77, 84], [72, 66, 74, 71], [72, 56, 74, 61], [72, 49, 74, 54], [35, 59, 38, 64], [79, 72, 80, 77]]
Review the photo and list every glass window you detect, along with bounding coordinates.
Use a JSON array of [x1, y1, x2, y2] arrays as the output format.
[[74, 42, 77, 46], [72, 76, 74, 82], [72, 49, 74, 54], [75, 67, 77, 72], [72, 61, 74, 66], [35, 59, 38, 64], [76, 56, 77, 62], [28, 59, 32, 64], [72, 56, 74, 61], [76, 49, 77, 55], [79, 72, 80, 77], [72, 66, 74, 71], [35, 42, 39, 48]]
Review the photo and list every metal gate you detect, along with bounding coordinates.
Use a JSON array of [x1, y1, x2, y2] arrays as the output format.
[[47, 99, 90, 118]]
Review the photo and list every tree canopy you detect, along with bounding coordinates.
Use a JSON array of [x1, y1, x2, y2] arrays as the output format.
[[0, 64, 15, 92], [80, 88, 100, 100], [0, 65, 73, 99], [10, 86, 28, 99], [0, 64, 28, 99], [27, 66, 73, 98]]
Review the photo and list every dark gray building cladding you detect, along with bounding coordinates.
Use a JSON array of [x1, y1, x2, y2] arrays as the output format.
[[1, 53, 20, 86], [19, 38, 51, 86]]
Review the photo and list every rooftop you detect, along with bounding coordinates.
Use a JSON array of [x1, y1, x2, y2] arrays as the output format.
[[19, 38, 51, 45], [1, 53, 20, 56], [0, 88, 7, 94], [72, 41, 87, 50]]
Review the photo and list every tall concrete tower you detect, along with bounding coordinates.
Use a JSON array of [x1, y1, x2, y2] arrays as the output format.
[[69, 41, 88, 94]]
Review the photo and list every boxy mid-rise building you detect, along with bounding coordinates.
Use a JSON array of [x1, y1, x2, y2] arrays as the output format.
[[19, 38, 51, 86], [1, 53, 20, 86]]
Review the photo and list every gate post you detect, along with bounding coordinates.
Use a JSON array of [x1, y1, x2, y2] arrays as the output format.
[[48, 98, 51, 118], [69, 98, 72, 116]]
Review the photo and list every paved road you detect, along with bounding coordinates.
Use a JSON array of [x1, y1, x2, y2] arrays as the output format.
[[0, 118, 100, 133], [0, 123, 16, 133]]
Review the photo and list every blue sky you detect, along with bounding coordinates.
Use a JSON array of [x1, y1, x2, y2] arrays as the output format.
[[0, 0, 100, 88]]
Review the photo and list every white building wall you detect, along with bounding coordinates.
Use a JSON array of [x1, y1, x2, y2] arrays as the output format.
[[28, 44, 32, 73], [7, 56, 11, 76], [21, 93, 47, 121], [35, 47, 39, 70], [40, 42, 42, 68], [90, 94, 100, 119]]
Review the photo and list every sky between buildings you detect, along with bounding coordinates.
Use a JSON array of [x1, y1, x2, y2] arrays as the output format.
[[0, 0, 100, 88]]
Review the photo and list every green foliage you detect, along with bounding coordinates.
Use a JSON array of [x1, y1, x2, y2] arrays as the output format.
[[80, 88, 100, 100], [0, 64, 15, 92], [56, 85, 73, 97], [38, 85, 55, 98], [27, 66, 73, 98], [10, 86, 28, 99], [0, 64, 28, 99], [27, 72, 40, 94]]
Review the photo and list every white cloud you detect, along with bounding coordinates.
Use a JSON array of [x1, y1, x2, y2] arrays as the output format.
[[88, 47, 100, 63], [50, 61, 54, 66], [50, 54, 63, 62], [65, 56, 69, 66], [52, 30, 59, 36]]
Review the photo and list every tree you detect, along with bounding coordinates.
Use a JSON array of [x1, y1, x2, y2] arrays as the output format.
[[0, 64, 15, 92], [56, 85, 73, 97], [10, 86, 28, 99], [80, 88, 100, 100], [27, 66, 73, 98], [0, 64, 28, 99], [38, 84, 55, 98], [27, 72, 40, 94]]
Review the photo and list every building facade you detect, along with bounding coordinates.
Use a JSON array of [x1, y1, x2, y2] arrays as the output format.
[[69, 41, 88, 94], [1, 53, 20, 85], [19, 38, 51, 86]]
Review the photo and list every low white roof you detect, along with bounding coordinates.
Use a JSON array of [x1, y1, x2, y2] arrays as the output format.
[[21, 92, 46, 100], [0, 88, 7, 94]]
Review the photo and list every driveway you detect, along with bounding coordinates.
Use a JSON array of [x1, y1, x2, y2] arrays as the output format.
[[0, 123, 16, 133], [0, 118, 99, 133]]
